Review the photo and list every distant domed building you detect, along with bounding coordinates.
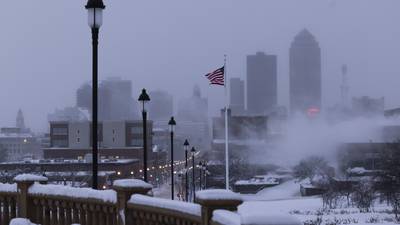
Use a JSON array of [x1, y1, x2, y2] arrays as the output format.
[[289, 29, 322, 115]]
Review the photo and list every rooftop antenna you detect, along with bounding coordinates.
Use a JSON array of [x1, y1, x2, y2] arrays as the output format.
[[340, 64, 349, 108]]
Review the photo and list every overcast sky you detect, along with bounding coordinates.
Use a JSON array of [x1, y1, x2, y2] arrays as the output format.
[[0, 0, 399, 131]]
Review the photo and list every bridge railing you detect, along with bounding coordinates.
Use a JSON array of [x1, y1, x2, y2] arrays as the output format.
[[0, 174, 301, 225], [0, 183, 17, 225]]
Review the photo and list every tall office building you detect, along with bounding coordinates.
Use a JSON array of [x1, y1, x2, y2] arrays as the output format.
[[76, 77, 137, 121], [229, 78, 245, 115], [148, 90, 173, 122], [76, 83, 92, 110], [246, 52, 277, 115], [176, 85, 209, 150], [101, 77, 136, 120], [289, 29, 322, 114]]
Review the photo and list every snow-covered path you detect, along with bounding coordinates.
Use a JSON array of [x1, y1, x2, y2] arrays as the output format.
[[241, 180, 301, 201]]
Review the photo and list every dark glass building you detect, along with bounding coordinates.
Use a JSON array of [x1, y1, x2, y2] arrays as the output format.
[[289, 29, 322, 114], [229, 78, 245, 115], [246, 52, 277, 115]]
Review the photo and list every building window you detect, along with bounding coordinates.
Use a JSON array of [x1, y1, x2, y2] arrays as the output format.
[[77, 137, 80, 143], [130, 139, 143, 146], [52, 139, 68, 148], [112, 129, 115, 134], [112, 137, 115, 143], [130, 127, 142, 134], [77, 130, 80, 134], [52, 127, 68, 135]]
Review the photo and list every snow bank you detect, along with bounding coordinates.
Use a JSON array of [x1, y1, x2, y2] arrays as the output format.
[[113, 179, 152, 189], [10, 218, 37, 225], [242, 180, 301, 201], [29, 183, 117, 203], [14, 174, 48, 182], [196, 189, 242, 201], [241, 213, 302, 225], [347, 167, 368, 175], [213, 210, 241, 225], [129, 194, 201, 216], [0, 183, 17, 193]]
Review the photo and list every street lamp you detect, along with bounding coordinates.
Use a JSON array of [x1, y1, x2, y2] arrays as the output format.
[[168, 116, 176, 200], [202, 162, 207, 189], [191, 146, 196, 201], [85, 0, 105, 190], [198, 161, 203, 190], [138, 89, 150, 182], [183, 139, 190, 202]]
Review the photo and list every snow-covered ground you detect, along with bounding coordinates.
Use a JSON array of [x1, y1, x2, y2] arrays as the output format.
[[240, 198, 397, 225], [239, 180, 398, 225], [241, 180, 301, 201], [152, 183, 172, 199]]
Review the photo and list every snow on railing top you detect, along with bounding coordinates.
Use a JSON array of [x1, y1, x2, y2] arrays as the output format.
[[29, 183, 117, 203], [113, 179, 152, 189], [212, 210, 240, 225], [14, 174, 48, 182], [196, 189, 242, 201], [0, 183, 17, 193], [129, 194, 201, 217], [10, 218, 37, 225]]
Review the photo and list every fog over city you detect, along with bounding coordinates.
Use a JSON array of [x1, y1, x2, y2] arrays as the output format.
[[2, 1, 400, 224], [1, 0, 400, 131]]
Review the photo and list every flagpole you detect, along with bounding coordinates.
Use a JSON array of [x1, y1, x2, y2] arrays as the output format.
[[224, 54, 229, 190]]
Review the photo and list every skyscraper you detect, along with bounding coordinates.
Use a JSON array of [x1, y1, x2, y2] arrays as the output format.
[[100, 77, 136, 120], [76, 77, 137, 121], [148, 90, 173, 122], [176, 85, 209, 150], [246, 52, 277, 115], [289, 29, 322, 114], [229, 78, 245, 115]]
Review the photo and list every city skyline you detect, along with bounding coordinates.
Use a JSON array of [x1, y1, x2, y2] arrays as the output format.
[[1, 1, 400, 131]]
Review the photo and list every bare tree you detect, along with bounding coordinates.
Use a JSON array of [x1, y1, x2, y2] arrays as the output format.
[[374, 142, 400, 220], [352, 178, 375, 212], [293, 156, 334, 181]]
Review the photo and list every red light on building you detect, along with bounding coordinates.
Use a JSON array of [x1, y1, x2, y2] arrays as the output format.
[[307, 107, 320, 117]]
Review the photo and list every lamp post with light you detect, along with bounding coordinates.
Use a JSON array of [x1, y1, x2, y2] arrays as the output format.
[[168, 117, 176, 200], [138, 89, 150, 182], [202, 162, 207, 189], [198, 161, 203, 190], [183, 139, 190, 201], [191, 146, 196, 201], [85, 0, 105, 189]]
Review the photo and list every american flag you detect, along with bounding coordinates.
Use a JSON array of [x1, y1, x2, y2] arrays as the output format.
[[205, 66, 225, 86]]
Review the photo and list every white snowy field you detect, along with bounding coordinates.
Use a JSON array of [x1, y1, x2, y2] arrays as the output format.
[[240, 198, 397, 225], [241, 180, 301, 201], [239, 180, 398, 225]]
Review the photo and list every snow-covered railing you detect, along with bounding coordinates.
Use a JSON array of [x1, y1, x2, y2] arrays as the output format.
[[126, 194, 202, 225], [28, 183, 118, 225], [0, 182, 18, 225], [195, 189, 243, 225], [9, 174, 153, 225], [0, 174, 292, 225]]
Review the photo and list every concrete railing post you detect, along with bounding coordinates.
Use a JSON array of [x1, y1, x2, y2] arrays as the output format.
[[195, 189, 243, 225], [112, 179, 153, 225], [14, 174, 48, 220]]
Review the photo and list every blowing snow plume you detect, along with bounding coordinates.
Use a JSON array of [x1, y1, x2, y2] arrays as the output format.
[[252, 113, 400, 168]]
